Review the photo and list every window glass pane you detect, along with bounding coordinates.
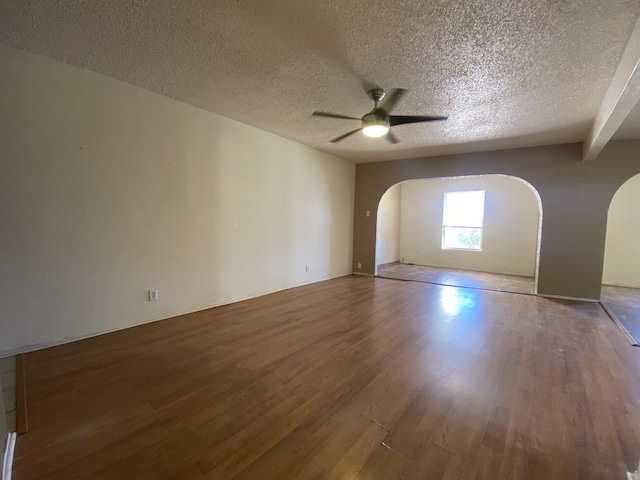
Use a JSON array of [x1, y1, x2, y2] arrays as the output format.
[[442, 227, 482, 250], [443, 191, 485, 227]]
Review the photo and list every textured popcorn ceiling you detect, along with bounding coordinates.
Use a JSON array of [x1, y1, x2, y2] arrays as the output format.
[[1, 1, 639, 162]]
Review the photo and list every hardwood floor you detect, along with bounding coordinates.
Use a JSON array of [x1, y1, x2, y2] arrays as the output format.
[[13, 275, 640, 479], [377, 262, 535, 295], [601, 285, 640, 345]]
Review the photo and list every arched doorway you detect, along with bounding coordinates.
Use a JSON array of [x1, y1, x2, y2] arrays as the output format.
[[375, 174, 543, 294], [601, 172, 640, 345]]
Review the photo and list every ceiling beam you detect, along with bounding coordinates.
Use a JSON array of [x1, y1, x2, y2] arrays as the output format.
[[583, 15, 640, 161]]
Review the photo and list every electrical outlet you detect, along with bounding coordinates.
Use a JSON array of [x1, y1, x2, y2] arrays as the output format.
[[357, 263, 362, 269], [365, 211, 371, 217], [149, 289, 159, 301]]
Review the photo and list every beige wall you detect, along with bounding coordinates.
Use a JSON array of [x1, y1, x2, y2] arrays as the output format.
[[0, 376, 6, 441], [0, 45, 355, 356], [354, 141, 640, 300], [603, 173, 640, 287], [375, 184, 401, 267], [398, 176, 540, 277]]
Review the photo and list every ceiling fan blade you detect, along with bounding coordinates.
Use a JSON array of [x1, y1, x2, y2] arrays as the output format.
[[313, 111, 361, 121], [386, 130, 399, 144], [380, 88, 407, 114], [390, 115, 448, 126], [330, 128, 361, 143]]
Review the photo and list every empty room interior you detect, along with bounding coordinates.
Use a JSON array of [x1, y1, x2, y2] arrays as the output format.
[[2, 2, 640, 479]]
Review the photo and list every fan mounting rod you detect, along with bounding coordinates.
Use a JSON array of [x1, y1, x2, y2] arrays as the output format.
[[367, 88, 386, 106]]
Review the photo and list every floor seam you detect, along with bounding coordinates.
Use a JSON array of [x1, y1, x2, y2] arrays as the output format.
[[379, 440, 416, 464], [431, 441, 474, 465]]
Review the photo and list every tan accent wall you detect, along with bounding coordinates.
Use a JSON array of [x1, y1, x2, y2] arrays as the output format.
[[0, 376, 6, 442], [353, 141, 640, 300]]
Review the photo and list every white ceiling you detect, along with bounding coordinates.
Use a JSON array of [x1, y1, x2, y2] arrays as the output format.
[[1, 1, 639, 162]]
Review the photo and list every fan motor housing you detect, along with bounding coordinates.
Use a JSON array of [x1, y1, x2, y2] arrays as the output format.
[[362, 109, 389, 125], [362, 109, 390, 137]]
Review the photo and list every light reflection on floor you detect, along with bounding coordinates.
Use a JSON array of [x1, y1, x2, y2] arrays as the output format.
[[439, 285, 477, 317], [430, 285, 488, 353]]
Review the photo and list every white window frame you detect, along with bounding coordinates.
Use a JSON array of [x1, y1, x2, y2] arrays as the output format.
[[441, 190, 485, 251]]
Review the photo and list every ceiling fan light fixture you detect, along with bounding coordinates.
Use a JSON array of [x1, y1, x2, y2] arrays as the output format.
[[313, 88, 448, 144], [361, 114, 390, 137], [362, 124, 389, 137]]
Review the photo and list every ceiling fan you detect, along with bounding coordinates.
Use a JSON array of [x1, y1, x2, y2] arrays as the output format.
[[312, 88, 448, 144]]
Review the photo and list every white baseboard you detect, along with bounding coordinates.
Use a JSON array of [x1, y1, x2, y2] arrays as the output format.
[[2, 433, 16, 480], [0, 273, 355, 359]]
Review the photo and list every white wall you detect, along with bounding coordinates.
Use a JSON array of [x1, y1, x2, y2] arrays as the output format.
[[375, 184, 401, 267], [603, 173, 640, 287], [399, 175, 540, 276], [0, 45, 355, 356]]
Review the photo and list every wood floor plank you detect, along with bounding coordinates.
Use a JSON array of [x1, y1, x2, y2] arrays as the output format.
[[11, 275, 640, 479], [353, 444, 415, 480]]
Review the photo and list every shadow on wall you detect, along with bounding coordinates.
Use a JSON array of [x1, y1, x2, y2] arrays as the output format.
[[375, 174, 543, 292]]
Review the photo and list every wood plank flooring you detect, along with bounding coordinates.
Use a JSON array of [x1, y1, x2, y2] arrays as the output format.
[[13, 275, 640, 479], [601, 285, 640, 345], [377, 262, 535, 295]]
